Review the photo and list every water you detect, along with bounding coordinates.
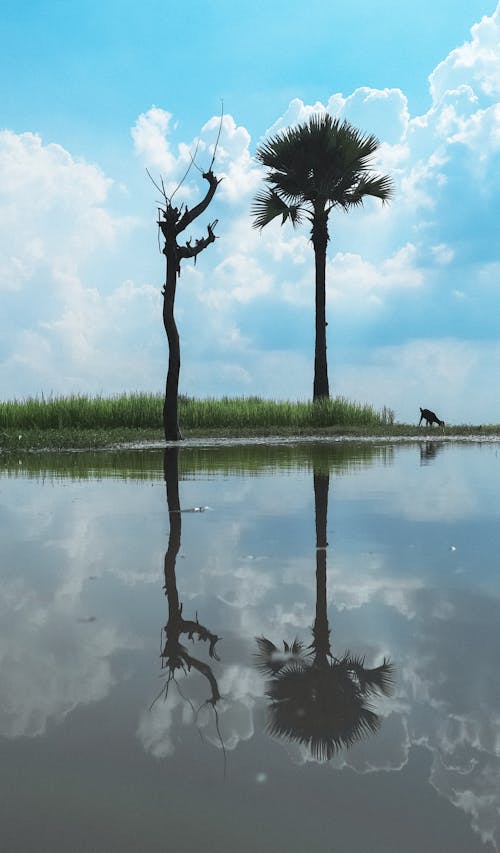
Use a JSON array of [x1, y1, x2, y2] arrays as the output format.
[[1, 440, 500, 852]]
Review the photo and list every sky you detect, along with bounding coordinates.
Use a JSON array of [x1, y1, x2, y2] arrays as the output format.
[[1, 0, 499, 423]]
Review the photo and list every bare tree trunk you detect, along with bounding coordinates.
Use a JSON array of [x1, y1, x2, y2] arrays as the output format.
[[312, 207, 330, 401], [162, 249, 182, 442]]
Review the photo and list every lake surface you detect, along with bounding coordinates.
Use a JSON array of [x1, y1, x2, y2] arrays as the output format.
[[1, 439, 500, 852]]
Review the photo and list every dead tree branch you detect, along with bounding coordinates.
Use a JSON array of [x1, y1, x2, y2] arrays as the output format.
[[175, 170, 220, 235]]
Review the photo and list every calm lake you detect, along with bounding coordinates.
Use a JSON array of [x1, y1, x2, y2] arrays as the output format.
[[1, 439, 500, 852]]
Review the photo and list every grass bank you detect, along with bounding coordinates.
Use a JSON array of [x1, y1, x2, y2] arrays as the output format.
[[0, 392, 394, 450], [0, 392, 495, 451]]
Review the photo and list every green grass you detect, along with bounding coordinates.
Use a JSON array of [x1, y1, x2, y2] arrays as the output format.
[[0, 392, 393, 432], [0, 392, 497, 453], [180, 395, 394, 429], [0, 392, 162, 430]]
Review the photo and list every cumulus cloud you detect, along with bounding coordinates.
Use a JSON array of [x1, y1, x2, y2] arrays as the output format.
[[131, 106, 179, 176], [429, 4, 500, 103], [132, 107, 261, 205], [328, 86, 410, 144], [0, 130, 122, 294], [263, 97, 327, 138], [328, 244, 423, 303], [0, 129, 161, 397]]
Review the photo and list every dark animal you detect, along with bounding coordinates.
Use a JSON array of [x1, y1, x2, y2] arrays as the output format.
[[419, 407, 445, 427]]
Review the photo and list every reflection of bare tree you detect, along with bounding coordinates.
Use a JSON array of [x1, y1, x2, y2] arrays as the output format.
[[255, 469, 394, 760], [151, 447, 221, 710]]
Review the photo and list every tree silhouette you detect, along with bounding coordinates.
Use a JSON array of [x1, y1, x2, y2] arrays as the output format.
[[153, 138, 221, 441], [255, 469, 394, 760], [252, 114, 392, 399]]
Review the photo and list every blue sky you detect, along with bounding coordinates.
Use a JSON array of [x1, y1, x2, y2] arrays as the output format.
[[1, 0, 499, 423]]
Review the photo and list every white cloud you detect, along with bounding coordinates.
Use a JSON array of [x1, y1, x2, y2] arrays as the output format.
[[0, 130, 127, 295], [133, 108, 261, 206], [431, 243, 455, 265], [328, 244, 423, 302], [448, 102, 500, 161], [328, 87, 410, 144], [131, 106, 179, 176], [430, 4, 500, 103], [0, 128, 165, 396], [203, 253, 273, 307], [201, 114, 262, 203], [264, 97, 326, 138]]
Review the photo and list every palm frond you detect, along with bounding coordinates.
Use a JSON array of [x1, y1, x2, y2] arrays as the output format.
[[254, 636, 280, 674], [337, 652, 395, 696], [354, 657, 396, 696], [344, 173, 394, 208], [284, 638, 308, 656], [254, 636, 310, 675], [254, 112, 394, 218], [251, 189, 304, 230]]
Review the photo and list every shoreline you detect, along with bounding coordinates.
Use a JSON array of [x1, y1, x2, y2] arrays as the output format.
[[2, 425, 500, 453]]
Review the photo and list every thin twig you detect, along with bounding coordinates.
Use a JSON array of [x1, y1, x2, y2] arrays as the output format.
[[187, 141, 203, 175], [194, 699, 227, 780], [157, 208, 162, 254], [174, 678, 197, 719], [146, 168, 167, 201], [170, 139, 202, 201], [149, 671, 172, 712], [209, 100, 224, 171], [213, 702, 227, 781]]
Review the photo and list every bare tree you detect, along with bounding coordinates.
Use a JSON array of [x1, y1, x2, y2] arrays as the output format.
[[152, 128, 222, 441]]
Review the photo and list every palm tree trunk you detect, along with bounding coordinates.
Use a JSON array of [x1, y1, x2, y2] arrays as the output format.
[[312, 208, 330, 400]]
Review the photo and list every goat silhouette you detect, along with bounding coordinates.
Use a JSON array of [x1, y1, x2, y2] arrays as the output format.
[[419, 407, 444, 427]]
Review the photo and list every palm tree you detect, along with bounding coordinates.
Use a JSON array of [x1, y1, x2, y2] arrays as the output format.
[[252, 114, 393, 400]]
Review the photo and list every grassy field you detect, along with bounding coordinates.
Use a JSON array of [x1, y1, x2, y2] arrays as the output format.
[[0, 392, 494, 451], [0, 392, 394, 429], [0, 392, 395, 450]]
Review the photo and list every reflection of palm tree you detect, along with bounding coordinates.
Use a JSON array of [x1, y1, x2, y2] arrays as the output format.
[[255, 470, 394, 760], [151, 447, 221, 709]]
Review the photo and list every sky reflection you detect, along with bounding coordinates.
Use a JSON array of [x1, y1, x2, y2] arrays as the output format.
[[1, 442, 499, 851]]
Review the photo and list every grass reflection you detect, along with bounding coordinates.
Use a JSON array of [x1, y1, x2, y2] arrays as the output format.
[[2, 441, 394, 480]]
